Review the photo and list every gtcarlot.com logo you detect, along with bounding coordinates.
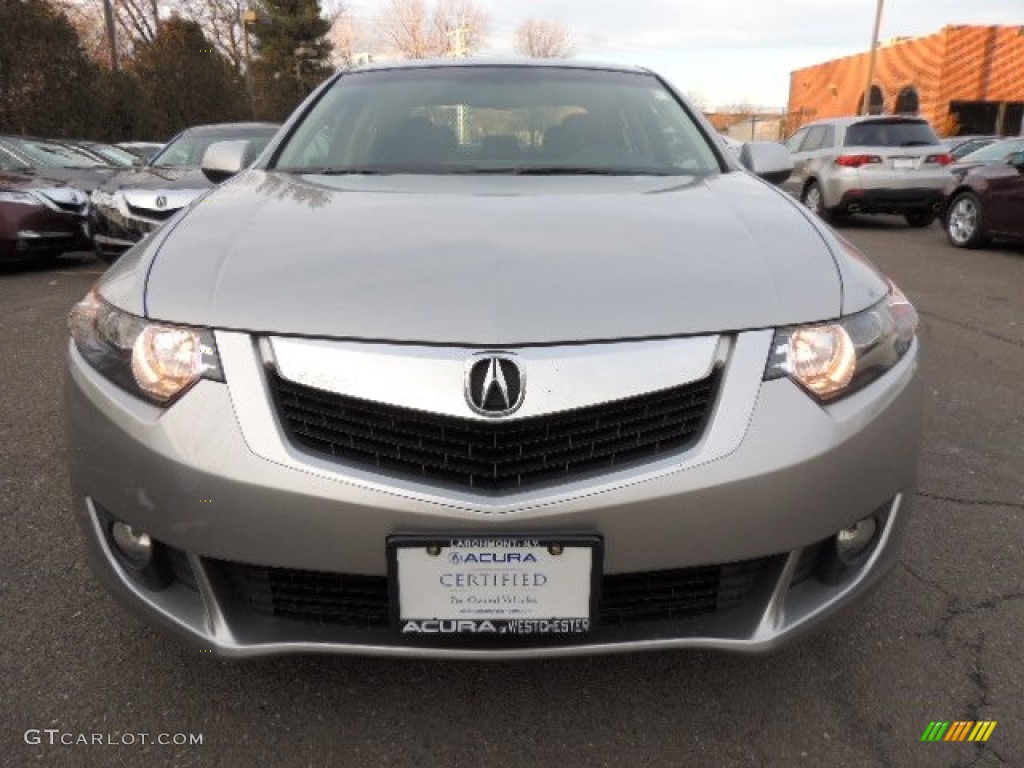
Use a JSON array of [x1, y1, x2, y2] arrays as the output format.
[[24, 729, 203, 747], [920, 721, 997, 743]]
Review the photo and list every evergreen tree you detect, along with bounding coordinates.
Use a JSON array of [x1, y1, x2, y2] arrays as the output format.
[[250, 0, 333, 121], [131, 17, 248, 137], [0, 0, 100, 136]]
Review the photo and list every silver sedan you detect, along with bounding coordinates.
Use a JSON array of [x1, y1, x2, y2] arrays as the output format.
[[65, 60, 922, 659]]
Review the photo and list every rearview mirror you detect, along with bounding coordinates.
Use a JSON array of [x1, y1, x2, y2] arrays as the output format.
[[201, 140, 249, 182], [739, 141, 793, 185]]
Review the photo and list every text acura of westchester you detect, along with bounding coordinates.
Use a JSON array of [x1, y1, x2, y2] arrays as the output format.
[[66, 61, 922, 659]]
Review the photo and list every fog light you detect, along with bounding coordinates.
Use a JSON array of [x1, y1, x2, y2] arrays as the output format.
[[111, 522, 153, 570], [835, 516, 878, 565]]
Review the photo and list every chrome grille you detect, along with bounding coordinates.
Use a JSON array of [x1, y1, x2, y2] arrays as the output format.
[[270, 369, 721, 492]]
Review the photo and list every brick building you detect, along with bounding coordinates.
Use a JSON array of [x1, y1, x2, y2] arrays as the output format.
[[787, 25, 1024, 137]]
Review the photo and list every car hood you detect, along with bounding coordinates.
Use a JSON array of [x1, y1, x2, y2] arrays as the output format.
[[99, 165, 213, 192], [136, 170, 854, 345], [18, 166, 115, 194], [0, 171, 88, 206]]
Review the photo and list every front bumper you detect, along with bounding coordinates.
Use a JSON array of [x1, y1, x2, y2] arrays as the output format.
[[66, 333, 922, 658], [0, 207, 89, 262], [90, 203, 163, 259]]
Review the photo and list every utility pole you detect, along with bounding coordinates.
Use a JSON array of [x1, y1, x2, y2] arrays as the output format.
[[242, 9, 258, 119], [861, 0, 884, 115], [102, 0, 118, 72]]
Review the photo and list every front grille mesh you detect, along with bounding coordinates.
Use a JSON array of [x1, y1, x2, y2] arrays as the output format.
[[270, 369, 721, 492], [600, 557, 775, 625], [218, 555, 777, 629], [222, 563, 391, 627]]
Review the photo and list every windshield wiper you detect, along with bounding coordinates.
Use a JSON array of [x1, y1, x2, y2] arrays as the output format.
[[899, 141, 933, 147], [443, 166, 679, 176], [317, 167, 391, 175]]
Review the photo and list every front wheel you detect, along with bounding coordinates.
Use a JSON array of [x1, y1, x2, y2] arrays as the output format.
[[945, 192, 990, 249], [904, 208, 936, 228]]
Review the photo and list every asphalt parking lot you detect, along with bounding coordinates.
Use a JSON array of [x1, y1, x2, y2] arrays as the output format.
[[1, 220, 1022, 768]]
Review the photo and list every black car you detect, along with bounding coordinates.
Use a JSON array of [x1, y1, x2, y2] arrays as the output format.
[[0, 135, 117, 193], [90, 123, 278, 263]]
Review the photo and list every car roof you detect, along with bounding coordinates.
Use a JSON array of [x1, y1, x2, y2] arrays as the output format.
[[345, 57, 650, 76], [799, 115, 929, 130], [180, 122, 280, 135]]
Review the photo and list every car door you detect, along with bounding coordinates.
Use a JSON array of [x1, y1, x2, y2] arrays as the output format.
[[800, 125, 836, 189], [781, 127, 810, 196], [984, 152, 1024, 236]]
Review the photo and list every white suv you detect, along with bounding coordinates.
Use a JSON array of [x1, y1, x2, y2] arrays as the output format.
[[783, 116, 954, 227]]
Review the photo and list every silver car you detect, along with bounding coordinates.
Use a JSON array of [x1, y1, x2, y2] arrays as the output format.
[[784, 116, 953, 226], [65, 61, 922, 659]]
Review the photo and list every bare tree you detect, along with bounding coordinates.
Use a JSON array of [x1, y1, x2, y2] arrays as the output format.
[[331, 7, 370, 66], [55, 0, 112, 64], [376, 0, 431, 58], [684, 90, 709, 112], [178, 0, 249, 74], [515, 17, 572, 58], [114, 0, 162, 45], [432, 0, 489, 56], [375, 0, 488, 59]]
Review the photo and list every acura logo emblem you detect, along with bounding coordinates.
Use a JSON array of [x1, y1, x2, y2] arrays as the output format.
[[465, 354, 525, 416], [155, 195, 167, 209]]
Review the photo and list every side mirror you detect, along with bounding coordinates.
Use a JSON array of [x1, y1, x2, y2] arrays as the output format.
[[1007, 150, 1024, 172], [739, 141, 793, 185], [130, 156, 144, 168], [201, 140, 249, 182]]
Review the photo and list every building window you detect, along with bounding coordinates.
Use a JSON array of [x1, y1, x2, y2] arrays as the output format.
[[859, 85, 885, 115], [895, 86, 920, 115]]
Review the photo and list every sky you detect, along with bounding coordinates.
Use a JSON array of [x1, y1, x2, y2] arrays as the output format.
[[341, 0, 1023, 109]]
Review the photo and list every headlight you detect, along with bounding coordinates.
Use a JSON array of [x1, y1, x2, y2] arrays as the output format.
[[68, 290, 223, 405], [0, 189, 43, 206], [764, 285, 917, 402]]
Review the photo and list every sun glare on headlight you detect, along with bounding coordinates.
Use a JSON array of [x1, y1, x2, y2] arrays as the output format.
[[789, 324, 857, 397], [131, 325, 205, 401]]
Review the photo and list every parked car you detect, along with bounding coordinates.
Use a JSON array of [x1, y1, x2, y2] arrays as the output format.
[[941, 135, 998, 161], [783, 116, 953, 226], [0, 166, 90, 264], [952, 137, 1024, 170], [116, 142, 165, 163], [67, 60, 921, 659], [942, 147, 1024, 248], [90, 123, 278, 263], [0, 135, 117, 193]]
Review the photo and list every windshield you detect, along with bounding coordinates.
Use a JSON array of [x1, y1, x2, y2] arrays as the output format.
[[13, 138, 105, 168], [844, 119, 939, 147], [88, 144, 138, 166], [273, 66, 721, 176], [151, 130, 274, 168], [956, 138, 1024, 164]]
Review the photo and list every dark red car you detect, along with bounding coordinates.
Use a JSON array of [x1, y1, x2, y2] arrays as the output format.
[[0, 169, 90, 264], [943, 146, 1024, 248]]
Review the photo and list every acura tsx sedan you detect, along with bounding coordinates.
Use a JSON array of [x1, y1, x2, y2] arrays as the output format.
[[65, 60, 922, 659]]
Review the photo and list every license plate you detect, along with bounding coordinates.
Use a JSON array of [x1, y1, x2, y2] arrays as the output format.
[[388, 535, 601, 636], [893, 157, 916, 170]]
